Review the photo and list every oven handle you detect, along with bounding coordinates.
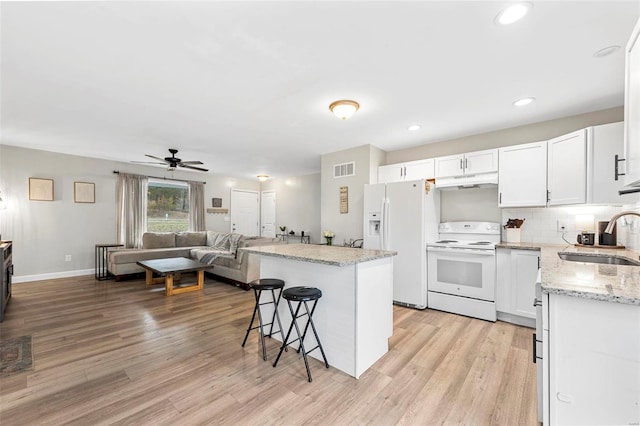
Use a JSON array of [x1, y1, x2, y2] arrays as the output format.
[[427, 246, 496, 256]]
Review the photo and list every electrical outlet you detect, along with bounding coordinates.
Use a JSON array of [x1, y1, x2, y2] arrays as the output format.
[[65, 255, 72, 262], [557, 219, 569, 232]]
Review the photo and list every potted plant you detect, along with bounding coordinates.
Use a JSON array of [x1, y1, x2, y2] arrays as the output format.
[[323, 230, 335, 246]]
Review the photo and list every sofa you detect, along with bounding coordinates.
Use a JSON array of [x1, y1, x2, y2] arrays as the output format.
[[107, 231, 283, 289]]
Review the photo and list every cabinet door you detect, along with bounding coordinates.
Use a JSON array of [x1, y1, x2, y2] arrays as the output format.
[[623, 17, 640, 186], [511, 250, 538, 319], [465, 149, 498, 175], [547, 129, 587, 205], [549, 295, 640, 425], [404, 158, 435, 181], [589, 122, 639, 204], [378, 164, 404, 184], [434, 154, 464, 178], [496, 248, 511, 312], [499, 141, 547, 207]]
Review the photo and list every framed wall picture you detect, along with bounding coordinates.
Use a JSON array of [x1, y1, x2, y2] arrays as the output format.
[[29, 178, 54, 201], [340, 186, 348, 214], [74, 182, 95, 203]]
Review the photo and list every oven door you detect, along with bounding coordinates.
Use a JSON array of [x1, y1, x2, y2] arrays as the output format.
[[427, 246, 496, 301]]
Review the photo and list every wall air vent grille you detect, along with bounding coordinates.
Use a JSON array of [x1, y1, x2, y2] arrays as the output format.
[[333, 161, 355, 178]]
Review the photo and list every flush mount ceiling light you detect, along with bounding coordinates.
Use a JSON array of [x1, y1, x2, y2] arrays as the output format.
[[257, 174, 269, 182], [593, 45, 621, 58], [407, 124, 422, 131], [329, 100, 360, 120], [513, 97, 535, 107], [495, 2, 532, 25]]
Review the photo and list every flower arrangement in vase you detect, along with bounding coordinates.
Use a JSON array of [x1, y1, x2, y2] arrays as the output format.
[[323, 230, 335, 246]]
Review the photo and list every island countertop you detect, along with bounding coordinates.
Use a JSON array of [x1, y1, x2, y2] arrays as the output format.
[[239, 243, 397, 267]]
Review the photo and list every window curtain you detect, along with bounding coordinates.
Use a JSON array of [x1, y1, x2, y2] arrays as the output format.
[[188, 181, 205, 231], [116, 173, 148, 248]]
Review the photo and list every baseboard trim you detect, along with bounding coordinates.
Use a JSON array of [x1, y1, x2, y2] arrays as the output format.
[[13, 268, 95, 283]]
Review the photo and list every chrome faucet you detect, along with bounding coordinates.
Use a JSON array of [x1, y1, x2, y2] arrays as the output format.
[[604, 211, 640, 233]]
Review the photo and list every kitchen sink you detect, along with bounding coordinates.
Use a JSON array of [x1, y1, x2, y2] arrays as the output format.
[[557, 252, 640, 266]]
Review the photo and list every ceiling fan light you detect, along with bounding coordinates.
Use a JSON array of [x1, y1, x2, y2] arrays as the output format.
[[329, 100, 360, 120]]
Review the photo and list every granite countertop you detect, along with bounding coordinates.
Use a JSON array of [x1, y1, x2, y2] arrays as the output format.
[[538, 243, 640, 306], [496, 241, 544, 250], [239, 243, 397, 267]]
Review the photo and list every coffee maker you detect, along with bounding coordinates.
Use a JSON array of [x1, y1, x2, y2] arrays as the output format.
[[598, 221, 617, 246]]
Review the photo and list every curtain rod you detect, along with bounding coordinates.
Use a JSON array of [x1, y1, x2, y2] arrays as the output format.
[[113, 170, 206, 185]]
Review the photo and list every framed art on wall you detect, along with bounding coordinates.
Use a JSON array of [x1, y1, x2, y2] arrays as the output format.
[[74, 182, 95, 203], [29, 178, 54, 201]]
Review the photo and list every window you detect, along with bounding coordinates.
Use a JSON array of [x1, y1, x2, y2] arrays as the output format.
[[147, 179, 189, 232]]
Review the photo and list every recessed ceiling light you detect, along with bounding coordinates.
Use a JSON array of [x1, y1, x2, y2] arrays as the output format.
[[593, 45, 621, 58], [513, 97, 535, 107], [408, 124, 422, 131], [495, 2, 532, 25]]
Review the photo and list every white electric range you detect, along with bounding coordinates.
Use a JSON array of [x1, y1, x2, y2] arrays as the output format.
[[426, 221, 500, 321]]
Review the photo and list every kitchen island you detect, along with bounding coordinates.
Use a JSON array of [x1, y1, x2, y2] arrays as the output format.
[[239, 244, 397, 379]]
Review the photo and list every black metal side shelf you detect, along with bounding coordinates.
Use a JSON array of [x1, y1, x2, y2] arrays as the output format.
[[95, 244, 123, 280], [1, 241, 13, 322], [276, 234, 311, 244]]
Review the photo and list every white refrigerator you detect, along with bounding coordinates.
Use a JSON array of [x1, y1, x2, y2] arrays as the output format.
[[363, 180, 440, 309]]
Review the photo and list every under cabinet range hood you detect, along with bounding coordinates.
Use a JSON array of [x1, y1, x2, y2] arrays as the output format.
[[435, 172, 498, 190]]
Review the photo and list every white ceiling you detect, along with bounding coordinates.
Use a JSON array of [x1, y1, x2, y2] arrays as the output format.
[[1, 1, 639, 180]]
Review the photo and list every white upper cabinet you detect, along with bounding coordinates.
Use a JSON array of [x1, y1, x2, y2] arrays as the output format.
[[434, 149, 498, 179], [377, 158, 434, 184], [498, 141, 547, 207], [547, 129, 587, 206], [623, 17, 640, 187], [588, 122, 638, 204]]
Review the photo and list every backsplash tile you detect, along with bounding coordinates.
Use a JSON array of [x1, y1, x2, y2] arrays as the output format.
[[501, 204, 640, 249]]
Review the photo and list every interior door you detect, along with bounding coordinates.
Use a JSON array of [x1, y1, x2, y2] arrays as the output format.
[[260, 191, 276, 238], [230, 189, 259, 236]]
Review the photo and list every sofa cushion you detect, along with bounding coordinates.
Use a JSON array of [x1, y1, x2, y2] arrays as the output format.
[[110, 247, 194, 264], [176, 231, 207, 247], [142, 232, 176, 249]]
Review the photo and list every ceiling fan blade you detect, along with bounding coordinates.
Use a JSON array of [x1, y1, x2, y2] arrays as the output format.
[[132, 161, 166, 165], [145, 154, 169, 163], [179, 164, 209, 172], [180, 160, 204, 165]]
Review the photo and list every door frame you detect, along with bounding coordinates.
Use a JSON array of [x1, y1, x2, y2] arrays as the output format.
[[260, 190, 276, 238]]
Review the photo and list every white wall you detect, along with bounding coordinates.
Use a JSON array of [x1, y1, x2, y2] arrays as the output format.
[[320, 145, 385, 245], [260, 173, 321, 243], [0, 145, 258, 281], [440, 187, 501, 223]]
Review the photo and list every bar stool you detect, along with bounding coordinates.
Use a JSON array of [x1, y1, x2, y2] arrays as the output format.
[[273, 286, 330, 382], [241, 278, 286, 361]]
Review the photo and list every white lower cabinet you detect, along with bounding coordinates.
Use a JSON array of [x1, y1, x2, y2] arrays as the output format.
[[544, 294, 640, 425], [496, 248, 539, 327]]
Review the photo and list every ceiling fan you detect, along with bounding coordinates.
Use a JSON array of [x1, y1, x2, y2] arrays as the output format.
[[133, 148, 209, 172]]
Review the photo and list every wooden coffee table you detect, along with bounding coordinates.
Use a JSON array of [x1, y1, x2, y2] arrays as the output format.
[[137, 257, 209, 296]]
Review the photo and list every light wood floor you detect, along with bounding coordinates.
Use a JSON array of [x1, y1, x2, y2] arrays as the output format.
[[0, 275, 538, 425]]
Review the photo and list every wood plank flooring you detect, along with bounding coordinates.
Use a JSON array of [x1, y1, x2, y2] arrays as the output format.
[[0, 275, 537, 425]]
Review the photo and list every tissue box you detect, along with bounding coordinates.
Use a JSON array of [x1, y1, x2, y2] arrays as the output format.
[[505, 228, 521, 243]]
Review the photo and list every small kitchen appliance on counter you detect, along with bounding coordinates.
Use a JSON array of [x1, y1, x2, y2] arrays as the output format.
[[427, 222, 500, 322]]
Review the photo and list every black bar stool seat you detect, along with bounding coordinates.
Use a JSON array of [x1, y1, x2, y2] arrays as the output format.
[[241, 278, 286, 361], [273, 286, 330, 382]]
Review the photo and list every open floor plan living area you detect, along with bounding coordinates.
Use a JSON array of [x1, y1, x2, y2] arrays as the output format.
[[1, 2, 640, 425]]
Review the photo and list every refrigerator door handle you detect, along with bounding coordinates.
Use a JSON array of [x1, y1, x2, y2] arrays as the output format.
[[379, 198, 386, 250], [383, 198, 390, 251]]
